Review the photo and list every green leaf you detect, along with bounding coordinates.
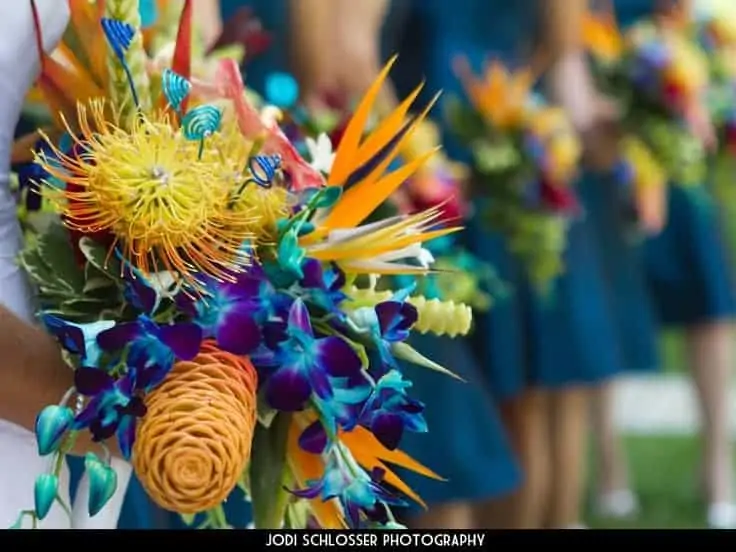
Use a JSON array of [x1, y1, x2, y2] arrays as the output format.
[[19, 247, 66, 293], [78, 237, 123, 282], [256, 388, 278, 428], [36, 222, 85, 293], [391, 341, 464, 381], [285, 500, 310, 529], [249, 414, 292, 529], [83, 276, 114, 294]]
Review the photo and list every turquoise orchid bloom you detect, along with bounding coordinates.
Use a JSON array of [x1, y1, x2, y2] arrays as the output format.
[[277, 228, 307, 280]]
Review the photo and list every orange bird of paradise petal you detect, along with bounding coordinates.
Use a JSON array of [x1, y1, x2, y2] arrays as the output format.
[[287, 413, 442, 528], [301, 56, 447, 261], [67, 0, 108, 87], [320, 57, 441, 225]]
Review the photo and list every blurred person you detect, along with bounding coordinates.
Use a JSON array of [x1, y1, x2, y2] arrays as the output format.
[[327, 0, 640, 529], [282, 0, 525, 530], [585, 0, 736, 529], [549, 0, 662, 520], [329, 0, 525, 530]]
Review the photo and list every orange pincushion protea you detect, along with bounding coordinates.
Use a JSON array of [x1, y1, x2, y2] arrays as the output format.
[[132, 341, 258, 514]]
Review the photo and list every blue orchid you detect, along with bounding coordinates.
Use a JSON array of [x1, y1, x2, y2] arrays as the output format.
[[181, 266, 292, 356], [41, 314, 115, 368], [298, 375, 373, 454], [263, 299, 362, 411], [358, 370, 427, 450], [291, 448, 405, 528], [298, 259, 348, 315], [347, 287, 418, 368], [72, 367, 146, 459], [96, 315, 202, 391]]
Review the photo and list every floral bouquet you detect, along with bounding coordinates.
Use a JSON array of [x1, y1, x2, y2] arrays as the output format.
[[446, 59, 581, 292], [13, 0, 473, 530], [582, 6, 712, 188], [694, 11, 736, 155]]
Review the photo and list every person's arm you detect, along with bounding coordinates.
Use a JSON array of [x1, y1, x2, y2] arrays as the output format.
[[540, 0, 620, 169], [193, 0, 223, 51], [287, 0, 342, 107], [0, 1, 112, 458], [329, 0, 397, 111], [539, 0, 603, 132]]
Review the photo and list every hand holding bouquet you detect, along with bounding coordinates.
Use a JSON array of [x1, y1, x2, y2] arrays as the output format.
[[12, 0, 473, 530], [446, 59, 581, 292]]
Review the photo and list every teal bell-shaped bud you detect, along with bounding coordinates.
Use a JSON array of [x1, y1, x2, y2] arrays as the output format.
[[35, 405, 74, 456], [85, 453, 118, 517], [34, 474, 59, 520]]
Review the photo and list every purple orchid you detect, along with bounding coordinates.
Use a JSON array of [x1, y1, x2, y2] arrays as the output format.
[[298, 259, 347, 315], [291, 450, 405, 528], [263, 298, 362, 411], [347, 294, 418, 370], [181, 266, 292, 356], [96, 315, 202, 391], [123, 276, 158, 314], [358, 370, 427, 450], [72, 367, 146, 459]]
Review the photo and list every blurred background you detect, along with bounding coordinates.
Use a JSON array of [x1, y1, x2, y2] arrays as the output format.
[[596, 0, 736, 528]]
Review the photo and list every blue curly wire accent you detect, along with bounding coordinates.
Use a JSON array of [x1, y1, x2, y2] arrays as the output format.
[[100, 17, 140, 109], [161, 69, 191, 113]]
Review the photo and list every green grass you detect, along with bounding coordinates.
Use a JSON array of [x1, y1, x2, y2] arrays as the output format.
[[586, 435, 718, 529]]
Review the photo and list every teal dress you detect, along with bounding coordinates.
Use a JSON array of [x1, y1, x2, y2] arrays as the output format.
[[363, 0, 524, 512], [614, 0, 736, 326], [392, 0, 631, 401]]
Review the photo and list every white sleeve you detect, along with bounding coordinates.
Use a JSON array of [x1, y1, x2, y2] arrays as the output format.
[[0, 0, 69, 321], [0, 0, 72, 531]]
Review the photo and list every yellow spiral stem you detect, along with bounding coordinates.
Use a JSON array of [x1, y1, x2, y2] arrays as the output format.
[[346, 286, 473, 338], [132, 341, 258, 514]]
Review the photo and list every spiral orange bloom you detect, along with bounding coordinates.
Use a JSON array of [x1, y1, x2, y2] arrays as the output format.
[[132, 341, 258, 514]]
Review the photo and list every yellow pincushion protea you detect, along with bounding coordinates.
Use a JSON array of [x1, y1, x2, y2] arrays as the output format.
[[36, 100, 258, 284]]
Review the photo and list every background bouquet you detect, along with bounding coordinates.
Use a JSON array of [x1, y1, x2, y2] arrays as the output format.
[[12, 0, 473, 530], [582, 6, 711, 203], [446, 58, 581, 292]]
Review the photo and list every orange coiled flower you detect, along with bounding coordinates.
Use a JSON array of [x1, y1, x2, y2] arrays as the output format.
[[132, 341, 258, 514]]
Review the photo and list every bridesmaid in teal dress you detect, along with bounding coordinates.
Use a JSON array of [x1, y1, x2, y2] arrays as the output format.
[[309, 0, 524, 530], [390, 0, 638, 528], [597, 0, 736, 528]]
